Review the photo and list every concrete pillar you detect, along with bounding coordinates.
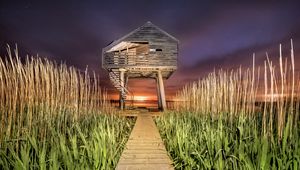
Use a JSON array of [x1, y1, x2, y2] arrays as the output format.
[[157, 70, 167, 111], [156, 77, 162, 110], [119, 69, 126, 110]]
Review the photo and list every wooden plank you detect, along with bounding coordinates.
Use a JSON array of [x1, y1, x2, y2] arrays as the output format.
[[116, 112, 173, 170], [117, 164, 172, 170]]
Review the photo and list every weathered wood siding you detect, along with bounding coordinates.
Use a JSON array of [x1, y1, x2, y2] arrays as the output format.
[[122, 22, 177, 67], [103, 22, 178, 69]]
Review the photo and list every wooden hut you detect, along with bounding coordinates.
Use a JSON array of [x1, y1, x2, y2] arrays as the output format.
[[102, 21, 178, 110]]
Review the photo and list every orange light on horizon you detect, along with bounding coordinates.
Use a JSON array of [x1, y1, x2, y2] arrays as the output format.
[[134, 96, 148, 101], [108, 94, 160, 101]]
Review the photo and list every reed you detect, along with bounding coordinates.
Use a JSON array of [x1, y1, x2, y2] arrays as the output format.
[[0, 113, 135, 169], [0, 45, 114, 142], [156, 111, 300, 169], [0, 46, 134, 169], [173, 41, 299, 139], [157, 41, 300, 169]]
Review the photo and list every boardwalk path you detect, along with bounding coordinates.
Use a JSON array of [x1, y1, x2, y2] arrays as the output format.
[[116, 111, 174, 170]]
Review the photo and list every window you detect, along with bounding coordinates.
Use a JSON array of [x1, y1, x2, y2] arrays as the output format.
[[149, 48, 162, 52]]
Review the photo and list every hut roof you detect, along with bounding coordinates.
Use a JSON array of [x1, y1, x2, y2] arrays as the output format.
[[103, 21, 179, 52]]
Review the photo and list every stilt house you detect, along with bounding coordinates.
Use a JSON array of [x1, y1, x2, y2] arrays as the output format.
[[102, 21, 178, 110]]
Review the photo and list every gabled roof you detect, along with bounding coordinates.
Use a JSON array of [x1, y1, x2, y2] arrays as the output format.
[[103, 21, 179, 52]]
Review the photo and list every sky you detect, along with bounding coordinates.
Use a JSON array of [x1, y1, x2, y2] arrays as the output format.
[[1, 0, 300, 100]]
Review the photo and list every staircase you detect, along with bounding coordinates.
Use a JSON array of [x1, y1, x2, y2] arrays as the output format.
[[109, 70, 134, 107]]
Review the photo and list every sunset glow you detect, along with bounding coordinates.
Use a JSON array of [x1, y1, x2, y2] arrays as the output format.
[[134, 96, 148, 101]]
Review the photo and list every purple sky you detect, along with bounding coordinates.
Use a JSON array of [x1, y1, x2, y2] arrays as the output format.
[[1, 0, 300, 99]]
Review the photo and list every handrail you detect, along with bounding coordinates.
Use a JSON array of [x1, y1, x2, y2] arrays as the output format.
[[109, 71, 134, 108], [103, 52, 176, 67]]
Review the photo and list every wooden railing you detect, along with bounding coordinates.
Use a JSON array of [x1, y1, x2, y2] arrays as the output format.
[[103, 52, 177, 68]]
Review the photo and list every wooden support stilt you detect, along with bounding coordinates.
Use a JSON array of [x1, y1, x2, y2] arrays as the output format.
[[157, 70, 167, 111], [156, 77, 162, 110], [119, 69, 126, 110]]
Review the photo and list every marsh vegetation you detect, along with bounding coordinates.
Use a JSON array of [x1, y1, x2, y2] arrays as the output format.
[[156, 42, 300, 169], [0, 47, 135, 169]]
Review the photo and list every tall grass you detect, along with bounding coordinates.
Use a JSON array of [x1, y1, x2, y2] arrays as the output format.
[[156, 112, 300, 169], [0, 46, 135, 169], [0, 46, 112, 142], [173, 41, 299, 139], [1, 114, 134, 169], [157, 41, 300, 169]]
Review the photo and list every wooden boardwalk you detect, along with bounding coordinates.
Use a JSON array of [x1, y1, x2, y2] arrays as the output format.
[[116, 111, 174, 170]]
